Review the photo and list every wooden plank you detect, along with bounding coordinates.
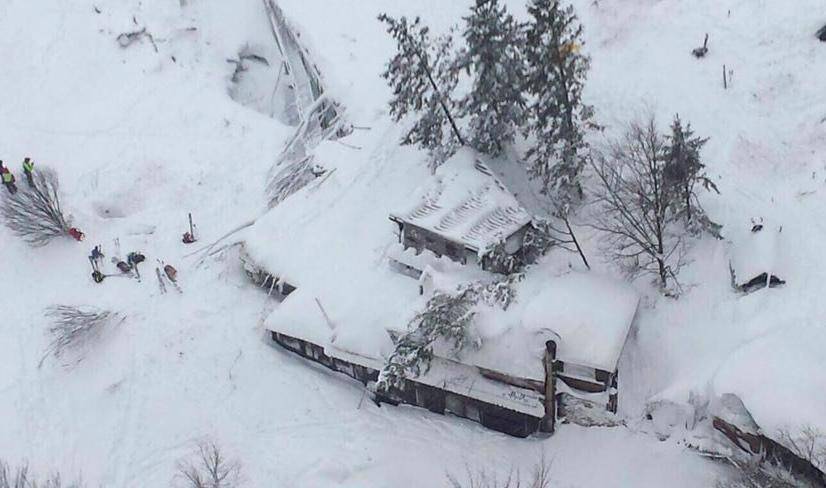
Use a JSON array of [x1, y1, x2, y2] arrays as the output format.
[[540, 340, 557, 434]]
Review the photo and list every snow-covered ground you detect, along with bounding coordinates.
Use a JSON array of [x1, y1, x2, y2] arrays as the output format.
[[0, 0, 823, 485]]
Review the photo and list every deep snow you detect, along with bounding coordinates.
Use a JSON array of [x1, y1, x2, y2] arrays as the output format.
[[1, 0, 823, 486]]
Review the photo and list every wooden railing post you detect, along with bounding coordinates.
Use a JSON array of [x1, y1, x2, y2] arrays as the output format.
[[607, 371, 618, 413], [540, 340, 557, 434]]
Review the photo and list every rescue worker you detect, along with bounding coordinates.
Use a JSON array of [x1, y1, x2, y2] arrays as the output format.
[[89, 245, 104, 270], [116, 260, 132, 274], [163, 264, 177, 282], [91, 269, 105, 283], [68, 227, 85, 241], [0, 161, 17, 194], [89, 245, 105, 283], [22, 157, 34, 187], [127, 251, 145, 266], [127, 251, 146, 278]]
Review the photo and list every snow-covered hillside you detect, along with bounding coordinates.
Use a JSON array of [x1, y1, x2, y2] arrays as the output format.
[[0, 0, 823, 486]]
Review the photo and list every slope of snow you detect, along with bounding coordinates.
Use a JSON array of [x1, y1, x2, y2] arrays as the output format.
[[0, 0, 821, 485]]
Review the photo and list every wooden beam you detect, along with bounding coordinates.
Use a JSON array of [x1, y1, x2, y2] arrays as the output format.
[[540, 340, 557, 434]]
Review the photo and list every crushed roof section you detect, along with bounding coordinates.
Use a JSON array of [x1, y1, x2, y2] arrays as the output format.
[[390, 148, 532, 251]]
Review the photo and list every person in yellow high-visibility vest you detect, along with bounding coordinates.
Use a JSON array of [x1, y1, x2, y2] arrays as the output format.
[[22, 157, 34, 187], [0, 161, 17, 194]]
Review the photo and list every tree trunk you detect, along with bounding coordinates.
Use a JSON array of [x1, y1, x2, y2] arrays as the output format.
[[420, 56, 464, 146], [657, 257, 667, 289], [563, 215, 590, 269]]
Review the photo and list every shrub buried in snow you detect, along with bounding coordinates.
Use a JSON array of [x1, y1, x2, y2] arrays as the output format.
[[1, 167, 71, 247], [175, 440, 242, 488], [39, 305, 123, 368]]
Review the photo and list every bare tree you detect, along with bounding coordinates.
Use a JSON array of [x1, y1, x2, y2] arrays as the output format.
[[176, 441, 241, 488], [590, 117, 687, 291], [39, 305, 123, 367], [447, 455, 552, 488], [1, 168, 71, 247], [0, 462, 29, 488], [535, 213, 590, 269], [0, 461, 84, 488]]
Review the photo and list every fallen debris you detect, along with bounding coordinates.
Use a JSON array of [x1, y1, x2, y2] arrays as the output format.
[[227, 46, 270, 83], [729, 219, 786, 294], [116, 27, 158, 52], [39, 305, 123, 368], [155, 267, 167, 294], [692, 33, 709, 58], [182, 212, 197, 244]]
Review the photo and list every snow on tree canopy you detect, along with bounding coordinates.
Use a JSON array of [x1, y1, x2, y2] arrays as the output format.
[[389, 148, 532, 252]]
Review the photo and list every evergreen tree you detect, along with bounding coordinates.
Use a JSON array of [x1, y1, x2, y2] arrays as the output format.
[[376, 274, 522, 391], [376, 287, 477, 391], [523, 0, 594, 209], [664, 114, 721, 236], [459, 0, 526, 156], [378, 14, 464, 169]]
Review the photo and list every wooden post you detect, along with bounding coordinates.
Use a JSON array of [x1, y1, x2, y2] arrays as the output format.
[[540, 340, 557, 434], [723, 64, 728, 89], [188, 212, 194, 237], [607, 370, 618, 413]]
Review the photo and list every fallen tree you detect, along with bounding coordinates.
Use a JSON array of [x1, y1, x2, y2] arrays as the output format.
[[1, 167, 71, 247]]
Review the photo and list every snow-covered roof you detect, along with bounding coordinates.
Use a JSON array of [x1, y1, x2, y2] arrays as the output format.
[[730, 221, 784, 285], [522, 272, 639, 371], [263, 276, 412, 364], [712, 323, 826, 438], [248, 140, 634, 391], [465, 271, 640, 379], [389, 148, 532, 251]]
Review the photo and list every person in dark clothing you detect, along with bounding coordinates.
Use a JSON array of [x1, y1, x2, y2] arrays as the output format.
[[127, 252, 145, 266], [89, 245, 104, 270], [92, 270, 105, 283], [22, 157, 34, 187], [127, 252, 145, 278]]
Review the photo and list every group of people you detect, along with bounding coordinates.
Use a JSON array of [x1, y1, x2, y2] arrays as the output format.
[[89, 244, 146, 283], [0, 157, 35, 194]]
